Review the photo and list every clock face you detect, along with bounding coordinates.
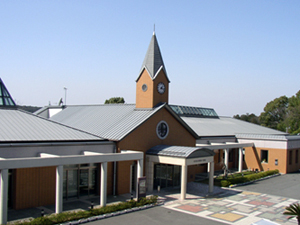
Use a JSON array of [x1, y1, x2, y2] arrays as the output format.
[[156, 121, 169, 139], [157, 82, 165, 94], [142, 84, 148, 92]]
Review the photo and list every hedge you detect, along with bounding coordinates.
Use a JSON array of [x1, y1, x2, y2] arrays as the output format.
[[13, 196, 158, 225], [220, 169, 279, 187]]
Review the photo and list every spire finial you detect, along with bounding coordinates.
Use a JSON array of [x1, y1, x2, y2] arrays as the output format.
[[153, 24, 155, 35]]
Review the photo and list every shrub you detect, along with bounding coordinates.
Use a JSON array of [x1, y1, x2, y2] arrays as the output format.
[[220, 170, 279, 187], [14, 195, 158, 225]]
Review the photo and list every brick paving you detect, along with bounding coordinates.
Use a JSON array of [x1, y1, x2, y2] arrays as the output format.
[[159, 182, 300, 225]]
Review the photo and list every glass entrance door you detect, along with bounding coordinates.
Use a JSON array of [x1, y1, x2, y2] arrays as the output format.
[[63, 164, 98, 199], [154, 164, 181, 190]]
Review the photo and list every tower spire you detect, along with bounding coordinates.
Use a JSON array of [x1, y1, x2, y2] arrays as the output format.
[[136, 32, 169, 82]]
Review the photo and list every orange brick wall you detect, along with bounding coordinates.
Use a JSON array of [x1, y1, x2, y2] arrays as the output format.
[[136, 69, 169, 108], [244, 147, 289, 173]]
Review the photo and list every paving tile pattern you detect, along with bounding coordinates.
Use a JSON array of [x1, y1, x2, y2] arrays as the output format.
[[162, 183, 300, 225]]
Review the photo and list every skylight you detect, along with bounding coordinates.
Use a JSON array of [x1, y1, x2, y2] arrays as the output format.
[[0, 78, 16, 107], [170, 105, 218, 118]]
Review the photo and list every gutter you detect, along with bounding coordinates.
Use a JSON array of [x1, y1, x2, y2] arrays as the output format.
[[0, 141, 114, 148]]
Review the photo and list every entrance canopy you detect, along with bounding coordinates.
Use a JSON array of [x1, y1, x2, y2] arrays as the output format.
[[146, 145, 215, 200], [147, 145, 215, 158]]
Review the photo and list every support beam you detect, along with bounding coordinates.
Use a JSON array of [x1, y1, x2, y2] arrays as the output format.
[[208, 162, 214, 193], [224, 148, 229, 175], [100, 162, 107, 207], [136, 159, 143, 198], [0, 169, 8, 225], [238, 148, 243, 172], [180, 163, 188, 200], [55, 165, 63, 214]]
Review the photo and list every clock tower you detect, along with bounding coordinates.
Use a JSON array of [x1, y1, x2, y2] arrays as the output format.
[[136, 32, 170, 108]]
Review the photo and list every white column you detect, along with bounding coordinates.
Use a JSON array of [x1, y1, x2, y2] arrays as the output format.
[[136, 159, 143, 198], [209, 162, 214, 193], [180, 163, 188, 200], [0, 169, 8, 225], [224, 149, 229, 175], [137, 159, 143, 178], [100, 162, 107, 207], [238, 148, 243, 172], [55, 165, 63, 214]]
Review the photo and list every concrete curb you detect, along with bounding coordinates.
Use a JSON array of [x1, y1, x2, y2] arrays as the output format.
[[58, 201, 164, 225], [228, 173, 281, 188]]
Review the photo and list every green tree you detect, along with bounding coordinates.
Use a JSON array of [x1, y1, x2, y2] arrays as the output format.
[[283, 203, 300, 224], [233, 113, 260, 125], [259, 95, 289, 131], [104, 97, 125, 104], [285, 90, 300, 134]]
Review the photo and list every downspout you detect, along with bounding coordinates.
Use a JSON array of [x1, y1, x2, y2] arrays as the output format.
[[113, 143, 117, 196]]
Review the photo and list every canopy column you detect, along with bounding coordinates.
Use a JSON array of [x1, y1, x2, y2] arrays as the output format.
[[55, 165, 63, 214], [180, 163, 188, 200], [223, 148, 229, 175], [238, 148, 243, 172], [100, 162, 107, 207], [208, 162, 214, 193], [0, 169, 8, 225]]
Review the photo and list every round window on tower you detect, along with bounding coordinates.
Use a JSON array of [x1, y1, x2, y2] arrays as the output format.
[[142, 84, 148, 92]]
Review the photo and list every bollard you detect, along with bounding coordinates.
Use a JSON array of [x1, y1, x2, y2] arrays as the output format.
[[91, 201, 94, 210]]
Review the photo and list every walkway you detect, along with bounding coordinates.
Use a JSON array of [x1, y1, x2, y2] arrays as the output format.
[[7, 182, 300, 225], [161, 183, 299, 225]]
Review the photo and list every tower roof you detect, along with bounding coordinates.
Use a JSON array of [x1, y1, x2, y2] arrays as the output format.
[[0, 78, 16, 107], [136, 33, 170, 82]]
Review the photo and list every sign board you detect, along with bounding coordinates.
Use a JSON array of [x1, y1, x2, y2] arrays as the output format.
[[137, 177, 146, 200]]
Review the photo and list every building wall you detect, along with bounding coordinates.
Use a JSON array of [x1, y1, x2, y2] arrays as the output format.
[[244, 146, 288, 173], [0, 142, 114, 158], [14, 167, 56, 210], [116, 107, 196, 194], [286, 149, 300, 173]]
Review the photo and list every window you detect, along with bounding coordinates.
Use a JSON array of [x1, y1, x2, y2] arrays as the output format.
[[261, 150, 268, 163], [229, 149, 233, 162], [289, 150, 293, 165], [296, 150, 299, 164], [218, 150, 221, 163]]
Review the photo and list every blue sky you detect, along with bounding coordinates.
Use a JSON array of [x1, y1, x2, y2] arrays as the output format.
[[1, 1, 299, 116]]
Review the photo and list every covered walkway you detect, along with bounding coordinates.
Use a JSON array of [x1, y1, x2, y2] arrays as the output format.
[[0, 150, 143, 225]]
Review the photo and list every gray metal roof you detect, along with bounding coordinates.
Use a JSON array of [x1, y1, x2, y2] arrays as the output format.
[[136, 33, 170, 82], [147, 145, 215, 158], [0, 108, 104, 142], [236, 133, 300, 141], [181, 116, 286, 137], [50, 104, 165, 141]]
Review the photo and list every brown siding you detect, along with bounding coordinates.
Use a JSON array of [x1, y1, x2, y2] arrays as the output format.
[[14, 167, 56, 209]]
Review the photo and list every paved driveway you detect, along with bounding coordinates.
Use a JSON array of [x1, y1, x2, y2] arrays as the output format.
[[233, 172, 300, 200], [86, 207, 226, 225]]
